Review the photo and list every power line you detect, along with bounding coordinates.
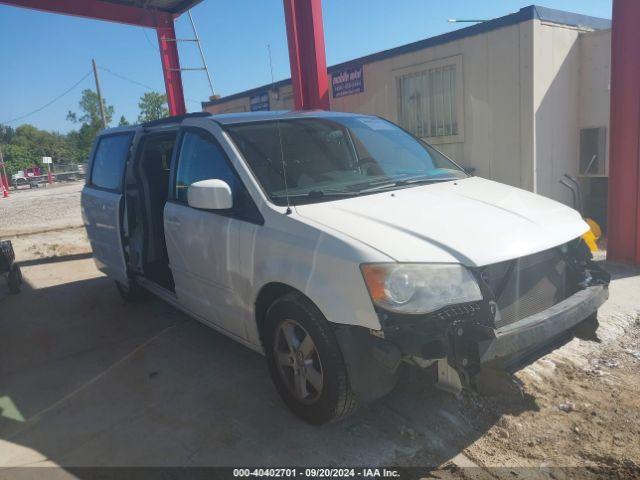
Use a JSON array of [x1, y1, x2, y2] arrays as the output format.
[[98, 66, 202, 105], [99, 66, 157, 91], [141, 27, 159, 53], [1, 71, 92, 125]]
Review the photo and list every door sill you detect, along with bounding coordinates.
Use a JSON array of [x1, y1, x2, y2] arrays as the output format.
[[136, 276, 179, 305], [135, 275, 265, 356]]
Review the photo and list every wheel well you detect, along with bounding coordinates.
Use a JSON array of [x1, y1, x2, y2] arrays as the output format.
[[254, 282, 303, 346]]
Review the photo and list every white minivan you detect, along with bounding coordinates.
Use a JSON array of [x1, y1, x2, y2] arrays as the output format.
[[82, 111, 609, 424]]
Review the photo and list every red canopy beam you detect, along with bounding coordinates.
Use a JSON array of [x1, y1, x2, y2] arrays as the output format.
[[156, 13, 187, 116], [0, 0, 160, 27], [0, 0, 187, 116], [608, 0, 640, 265], [283, 0, 329, 110]]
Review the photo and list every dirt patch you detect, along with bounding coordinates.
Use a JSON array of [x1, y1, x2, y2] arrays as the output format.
[[469, 318, 640, 465], [399, 314, 640, 477], [0, 182, 84, 236], [9, 227, 91, 261]]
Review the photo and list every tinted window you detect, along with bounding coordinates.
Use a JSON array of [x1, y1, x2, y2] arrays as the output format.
[[91, 133, 132, 191], [175, 130, 240, 203]]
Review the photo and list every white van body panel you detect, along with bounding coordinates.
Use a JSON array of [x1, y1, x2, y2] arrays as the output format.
[[243, 210, 392, 344], [295, 176, 589, 268], [81, 187, 128, 284]]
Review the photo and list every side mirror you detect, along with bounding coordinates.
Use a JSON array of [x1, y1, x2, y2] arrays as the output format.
[[187, 179, 233, 210]]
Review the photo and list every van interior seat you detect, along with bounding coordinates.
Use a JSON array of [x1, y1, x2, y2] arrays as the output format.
[[141, 149, 169, 262]]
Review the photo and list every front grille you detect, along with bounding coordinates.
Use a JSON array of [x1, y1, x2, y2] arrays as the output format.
[[434, 302, 482, 321], [481, 247, 568, 328]]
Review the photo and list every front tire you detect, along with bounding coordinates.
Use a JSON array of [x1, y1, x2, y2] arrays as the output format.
[[263, 292, 359, 425]]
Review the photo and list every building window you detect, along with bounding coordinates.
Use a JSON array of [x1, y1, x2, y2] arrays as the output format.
[[397, 64, 458, 138], [579, 127, 606, 176]]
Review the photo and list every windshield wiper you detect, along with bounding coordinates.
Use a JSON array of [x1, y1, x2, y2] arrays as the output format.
[[271, 189, 361, 200], [357, 176, 458, 194]]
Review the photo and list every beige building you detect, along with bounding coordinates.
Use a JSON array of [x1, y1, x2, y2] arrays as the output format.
[[202, 5, 611, 228]]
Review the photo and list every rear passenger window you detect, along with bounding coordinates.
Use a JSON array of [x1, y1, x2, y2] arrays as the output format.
[[174, 130, 238, 203], [91, 133, 132, 191]]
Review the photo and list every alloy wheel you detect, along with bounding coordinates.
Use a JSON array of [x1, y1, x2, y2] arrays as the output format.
[[273, 319, 324, 404]]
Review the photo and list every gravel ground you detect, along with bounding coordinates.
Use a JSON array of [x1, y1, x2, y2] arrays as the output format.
[[0, 182, 84, 236]]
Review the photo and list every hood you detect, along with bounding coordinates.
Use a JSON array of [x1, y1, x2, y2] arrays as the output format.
[[295, 177, 588, 267]]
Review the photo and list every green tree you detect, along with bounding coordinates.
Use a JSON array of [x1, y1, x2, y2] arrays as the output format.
[[66, 89, 115, 161], [0, 125, 15, 144], [118, 115, 130, 126], [138, 92, 169, 123], [67, 89, 114, 128], [0, 120, 91, 178], [1, 144, 33, 174]]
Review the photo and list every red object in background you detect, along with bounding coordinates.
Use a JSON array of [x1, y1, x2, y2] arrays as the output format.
[[283, 0, 329, 110], [156, 13, 187, 116], [0, 160, 9, 197], [608, 0, 640, 265], [24, 166, 42, 177]]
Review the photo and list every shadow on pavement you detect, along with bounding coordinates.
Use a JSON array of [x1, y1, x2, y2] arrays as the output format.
[[17, 253, 93, 267]]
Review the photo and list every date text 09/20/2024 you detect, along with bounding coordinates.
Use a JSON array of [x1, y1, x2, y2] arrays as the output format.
[[233, 468, 401, 478]]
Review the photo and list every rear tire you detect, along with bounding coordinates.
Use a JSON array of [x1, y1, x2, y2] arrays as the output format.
[[263, 292, 359, 425], [115, 279, 147, 302]]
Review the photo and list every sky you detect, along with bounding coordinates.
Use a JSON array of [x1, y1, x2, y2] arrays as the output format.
[[0, 0, 612, 133]]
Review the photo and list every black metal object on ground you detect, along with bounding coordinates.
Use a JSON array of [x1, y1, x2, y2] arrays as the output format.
[[0, 240, 22, 294]]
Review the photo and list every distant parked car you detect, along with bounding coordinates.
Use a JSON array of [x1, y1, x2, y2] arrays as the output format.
[[81, 111, 610, 424], [11, 166, 52, 187]]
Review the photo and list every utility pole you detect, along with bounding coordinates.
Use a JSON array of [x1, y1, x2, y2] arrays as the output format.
[[92, 59, 107, 129]]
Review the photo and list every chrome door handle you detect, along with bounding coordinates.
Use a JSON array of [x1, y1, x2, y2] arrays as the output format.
[[165, 216, 181, 225]]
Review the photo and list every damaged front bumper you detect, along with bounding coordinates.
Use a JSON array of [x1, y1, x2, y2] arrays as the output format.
[[336, 240, 611, 400], [446, 283, 608, 394], [476, 285, 608, 365]]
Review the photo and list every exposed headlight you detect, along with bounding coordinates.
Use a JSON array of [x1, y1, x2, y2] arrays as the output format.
[[360, 264, 482, 315]]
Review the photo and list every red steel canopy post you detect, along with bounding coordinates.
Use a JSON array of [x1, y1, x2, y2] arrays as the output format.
[[608, 0, 640, 265], [156, 13, 187, 116], [283, 0, 329, 110], [0, 0, 188, 116]]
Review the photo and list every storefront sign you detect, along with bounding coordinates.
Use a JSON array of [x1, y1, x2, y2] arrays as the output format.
[[250, 92, 270, 111], [332, 66, 364, 98]]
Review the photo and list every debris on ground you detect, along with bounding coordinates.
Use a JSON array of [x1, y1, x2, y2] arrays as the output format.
[[558, 401, 575, 413]]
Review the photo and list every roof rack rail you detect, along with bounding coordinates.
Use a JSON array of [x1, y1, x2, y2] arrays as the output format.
[[142, 111, 211, 128]]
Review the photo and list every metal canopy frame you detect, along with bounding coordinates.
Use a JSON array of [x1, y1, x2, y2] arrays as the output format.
[[608, 0, 640, 265], [0, 0, 329, 115]]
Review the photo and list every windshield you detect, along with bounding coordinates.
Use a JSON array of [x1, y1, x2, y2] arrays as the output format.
[[225, 115, 467, 205]]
